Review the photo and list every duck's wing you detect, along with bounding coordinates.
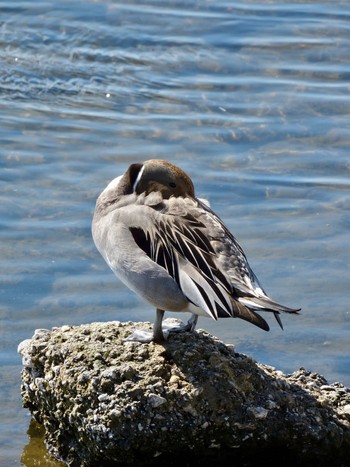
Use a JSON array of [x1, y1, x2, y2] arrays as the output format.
[[129, 196, 299, 330], [129, 207, 235, 322]]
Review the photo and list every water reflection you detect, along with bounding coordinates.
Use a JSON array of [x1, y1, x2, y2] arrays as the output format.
[[21, 420, 65, 467]]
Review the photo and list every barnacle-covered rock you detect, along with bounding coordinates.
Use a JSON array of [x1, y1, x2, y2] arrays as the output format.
[[19, 321, 350, 466]]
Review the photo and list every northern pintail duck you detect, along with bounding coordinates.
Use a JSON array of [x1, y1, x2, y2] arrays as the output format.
[[92, 159, 299, 343]]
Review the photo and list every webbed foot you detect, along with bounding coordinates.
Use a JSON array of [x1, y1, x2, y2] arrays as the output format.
[[124, 314, 198, 343], [124, 329, 155, 343]]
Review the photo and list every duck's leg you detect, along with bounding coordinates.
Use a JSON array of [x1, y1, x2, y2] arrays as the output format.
[[185, 313, 198, 332], [153, 308, 166, 343], [124, 309, 165, 344]]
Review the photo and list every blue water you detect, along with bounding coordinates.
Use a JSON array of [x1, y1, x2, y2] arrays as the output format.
[[1, 0, 350, 465]]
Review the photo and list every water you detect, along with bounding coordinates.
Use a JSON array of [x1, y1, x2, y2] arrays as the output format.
[[1, 0, 350, 464]]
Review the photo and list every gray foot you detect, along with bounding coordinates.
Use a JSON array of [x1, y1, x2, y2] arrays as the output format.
[[124, 329, 154, 343], [165, 315, 198, 334], [124, 317, 196, 344]]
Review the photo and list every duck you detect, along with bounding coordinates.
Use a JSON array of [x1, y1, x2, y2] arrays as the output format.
[[92, 159, 300, 343]]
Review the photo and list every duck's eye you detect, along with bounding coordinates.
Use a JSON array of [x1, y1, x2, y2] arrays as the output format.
[[169, 182, 177, 188]]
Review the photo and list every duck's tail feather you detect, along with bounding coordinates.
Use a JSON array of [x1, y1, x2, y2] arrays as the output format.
[[229, 300, 270, 331], [237, 295, 301, 330]]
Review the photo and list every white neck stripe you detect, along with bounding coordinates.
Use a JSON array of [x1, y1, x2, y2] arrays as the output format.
[[132, 164, 145, 193]]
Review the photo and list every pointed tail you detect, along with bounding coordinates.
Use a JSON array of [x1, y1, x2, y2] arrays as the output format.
[[233, 296, 300, 331]]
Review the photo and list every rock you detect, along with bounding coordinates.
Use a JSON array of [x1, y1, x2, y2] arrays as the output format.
[[18, 320, 350, 466]]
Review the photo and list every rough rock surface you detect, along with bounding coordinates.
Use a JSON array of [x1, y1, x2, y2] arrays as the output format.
[[19, 320, 350, 466]]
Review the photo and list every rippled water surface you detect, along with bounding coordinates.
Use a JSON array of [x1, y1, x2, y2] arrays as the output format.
[[1, 0, 350, 464]]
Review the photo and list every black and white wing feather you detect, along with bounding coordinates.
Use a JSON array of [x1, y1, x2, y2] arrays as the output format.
[[130, 197, 299, 331]]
